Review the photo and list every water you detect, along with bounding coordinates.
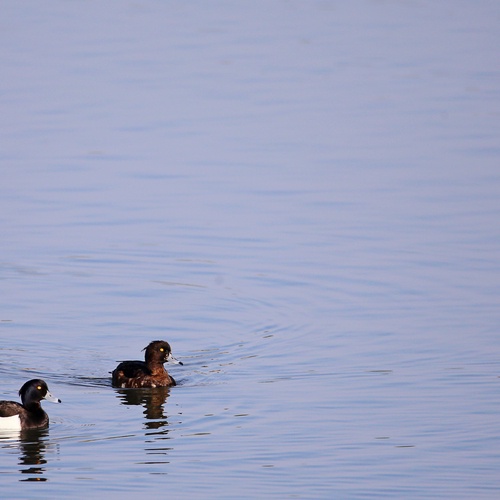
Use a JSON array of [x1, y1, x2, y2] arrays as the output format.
[[1, 1, 500, 498]]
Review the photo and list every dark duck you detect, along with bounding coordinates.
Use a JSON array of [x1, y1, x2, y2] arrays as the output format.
[[0, 379, 61, 431], [111, 340, 183, 388]]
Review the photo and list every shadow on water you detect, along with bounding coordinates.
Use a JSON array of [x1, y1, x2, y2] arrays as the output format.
[[114, 387, 172, 430], [0, 428, 55, 482]]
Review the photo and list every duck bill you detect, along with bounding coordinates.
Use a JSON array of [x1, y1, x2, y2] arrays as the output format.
[[44, 391, 62, 404], [167, 352, 183, 366]]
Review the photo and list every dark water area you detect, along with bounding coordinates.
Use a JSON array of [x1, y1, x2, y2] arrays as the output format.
[[1, 1, 500, 498]]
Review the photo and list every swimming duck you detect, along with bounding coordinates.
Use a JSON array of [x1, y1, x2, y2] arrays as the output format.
[[111, 340, 183, 388], [0, 379, 61, 431]]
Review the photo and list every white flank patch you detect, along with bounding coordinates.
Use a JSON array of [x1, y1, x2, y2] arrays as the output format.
[[0, 414, 22, 431]]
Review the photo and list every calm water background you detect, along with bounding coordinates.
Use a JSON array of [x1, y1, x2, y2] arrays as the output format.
[[1, 1, 500, 498]]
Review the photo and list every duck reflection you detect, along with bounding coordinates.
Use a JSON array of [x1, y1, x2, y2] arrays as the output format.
[[115, 387, 171, 430], [19, 429, 49, 481], [0, 428, 50, 481]]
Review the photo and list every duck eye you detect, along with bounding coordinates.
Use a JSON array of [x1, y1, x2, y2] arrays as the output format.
[[159, 347, 164, 352], [37, 386, 42, 390]]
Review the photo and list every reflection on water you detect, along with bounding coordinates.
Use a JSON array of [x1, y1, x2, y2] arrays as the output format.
[[115, 387, 171, 430], [115, 387, 173, 465], [18, 430, 49, 482], [0, 428, 54, 482]]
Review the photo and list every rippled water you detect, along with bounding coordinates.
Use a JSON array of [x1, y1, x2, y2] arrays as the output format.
[[1, 1, 500, 498]]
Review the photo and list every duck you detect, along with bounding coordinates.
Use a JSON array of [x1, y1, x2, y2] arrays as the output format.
[[0, 379, 61, 431], [111, 340, 183, 388]]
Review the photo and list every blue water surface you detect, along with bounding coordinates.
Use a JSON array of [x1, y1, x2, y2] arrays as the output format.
[[1, 1, 500, 498]]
